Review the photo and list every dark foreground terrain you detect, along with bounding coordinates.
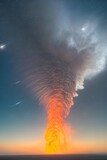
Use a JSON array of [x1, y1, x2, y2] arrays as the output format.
[[0, 155, 107, 160]]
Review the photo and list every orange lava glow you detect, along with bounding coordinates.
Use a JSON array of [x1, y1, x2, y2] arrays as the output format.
[[45, 92, 74, 154], [1, 139, 107, 155]]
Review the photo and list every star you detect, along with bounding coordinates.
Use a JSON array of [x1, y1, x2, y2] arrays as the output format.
[[0, 44, 6, 49], [81, 27, 86, 31], [81, 24, 89, 32]]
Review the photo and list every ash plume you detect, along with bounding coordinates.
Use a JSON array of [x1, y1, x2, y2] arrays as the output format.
[[23, 2, 107, 152], [1, 0, 107, 154]]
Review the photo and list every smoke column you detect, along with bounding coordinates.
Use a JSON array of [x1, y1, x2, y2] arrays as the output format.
[[18, 1, 107, 153], [31, 30, 106, 153], [35, 55, 77, 153], [1, 0, 107, 154]]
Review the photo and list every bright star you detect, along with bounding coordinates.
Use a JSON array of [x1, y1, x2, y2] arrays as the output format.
[[0, 44, 6, 49], [81, 24, 89, 32], [81, 27, 86, 31]]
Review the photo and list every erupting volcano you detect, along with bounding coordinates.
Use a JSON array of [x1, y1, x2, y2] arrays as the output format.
[[25, 35, 106, 153], [3, 0, 107, 154]]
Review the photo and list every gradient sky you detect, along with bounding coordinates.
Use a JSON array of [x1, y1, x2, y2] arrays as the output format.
[[0, 0, 107, 154]]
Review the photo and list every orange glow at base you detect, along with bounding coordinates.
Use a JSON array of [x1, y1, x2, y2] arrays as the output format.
[[44, 92, 75, 154], [1, 138, 107, 155]]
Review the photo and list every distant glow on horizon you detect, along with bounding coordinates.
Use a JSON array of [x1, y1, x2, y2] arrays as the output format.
[[1, 137, 107, 155]]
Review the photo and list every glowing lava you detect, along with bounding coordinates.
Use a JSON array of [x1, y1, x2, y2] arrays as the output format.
[[45, 92, 76, 153]]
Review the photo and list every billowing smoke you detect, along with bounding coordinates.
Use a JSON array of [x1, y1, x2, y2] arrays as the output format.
[[18, 1, 107, 153], [31, 29, 106, 153], [1, 0, 107, 154]]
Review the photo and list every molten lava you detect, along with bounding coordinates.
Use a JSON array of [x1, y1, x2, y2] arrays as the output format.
[[45, 92, 76, 153]]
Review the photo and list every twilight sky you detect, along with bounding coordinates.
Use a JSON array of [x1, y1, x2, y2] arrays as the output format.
[[0, 0, 107, 154]]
